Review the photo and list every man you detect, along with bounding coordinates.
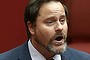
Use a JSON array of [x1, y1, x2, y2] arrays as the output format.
[[0, 0, 90, 60]]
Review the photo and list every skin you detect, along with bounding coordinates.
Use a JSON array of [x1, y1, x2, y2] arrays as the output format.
[[28, 1, 68, 59]]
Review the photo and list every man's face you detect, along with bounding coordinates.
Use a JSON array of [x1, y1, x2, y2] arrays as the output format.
[[30, 1, 68, 54]]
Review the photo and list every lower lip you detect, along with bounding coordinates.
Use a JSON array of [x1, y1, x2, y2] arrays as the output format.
[[52, 39, 65, 46]]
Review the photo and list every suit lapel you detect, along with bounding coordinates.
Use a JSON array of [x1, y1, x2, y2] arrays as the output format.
[[61, 47, 71, 60], [18, 40, 32, 60]]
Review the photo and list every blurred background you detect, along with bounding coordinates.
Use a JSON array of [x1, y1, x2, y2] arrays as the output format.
[[0, 0, 90, 53]]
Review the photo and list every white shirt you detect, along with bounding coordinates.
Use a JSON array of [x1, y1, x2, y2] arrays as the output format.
[[28, 40, 61, 60]]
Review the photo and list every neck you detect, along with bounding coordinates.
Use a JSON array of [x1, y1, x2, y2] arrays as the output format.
[[31, 38, 54, 59]]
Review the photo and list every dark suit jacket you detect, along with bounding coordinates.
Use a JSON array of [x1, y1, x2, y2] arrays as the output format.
[[0, 41, 90, 60]]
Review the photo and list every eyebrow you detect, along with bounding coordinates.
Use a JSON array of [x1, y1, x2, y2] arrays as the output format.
[[45, 16, 56, 21], [60, 15, 66, 18], [44, 15, 66, 21]]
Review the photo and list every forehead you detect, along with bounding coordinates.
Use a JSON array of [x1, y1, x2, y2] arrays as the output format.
[[38, 1, 65, 17]]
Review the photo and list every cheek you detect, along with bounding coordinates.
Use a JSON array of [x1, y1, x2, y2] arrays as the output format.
[[39, 27, 53, 37], [63, 24, 68, 34], [36, 25, 54, 41]]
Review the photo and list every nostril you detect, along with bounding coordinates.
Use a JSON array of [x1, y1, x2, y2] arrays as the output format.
[[55, 27, 63, 32], [55, 28, 63, 33]]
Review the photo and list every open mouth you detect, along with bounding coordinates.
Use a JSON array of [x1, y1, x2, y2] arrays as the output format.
[[55, 36, 63, 41]]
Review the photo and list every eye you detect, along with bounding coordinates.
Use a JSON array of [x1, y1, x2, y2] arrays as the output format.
[[46, 20, 54, 24], [60, 18, 66, 25], [45, 20, 55, 26]]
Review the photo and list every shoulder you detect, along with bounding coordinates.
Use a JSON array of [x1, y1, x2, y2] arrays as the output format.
[[66, 47, 90, 59], [0, 43, 26, 60]]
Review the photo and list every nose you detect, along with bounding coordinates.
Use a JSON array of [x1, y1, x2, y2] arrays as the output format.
[[55, 21, 63, 33]]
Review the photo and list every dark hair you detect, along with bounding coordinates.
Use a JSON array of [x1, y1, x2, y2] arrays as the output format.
[[24, 0, 68, 38]]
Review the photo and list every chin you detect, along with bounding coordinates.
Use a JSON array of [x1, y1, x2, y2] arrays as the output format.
[[47, 42, 67, 54], [58, 43, 67, 53]]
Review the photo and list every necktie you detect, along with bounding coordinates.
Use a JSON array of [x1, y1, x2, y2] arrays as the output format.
[[50, 58, 54, 60]]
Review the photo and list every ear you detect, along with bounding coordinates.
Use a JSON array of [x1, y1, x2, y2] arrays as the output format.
[[27, 21, 35, 35]]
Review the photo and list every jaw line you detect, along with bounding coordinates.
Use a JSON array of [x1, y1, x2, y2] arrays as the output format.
[[46, 42, 67, 54]]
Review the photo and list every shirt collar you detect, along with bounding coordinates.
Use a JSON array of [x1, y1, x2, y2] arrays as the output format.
[[53, 54, 61, 60], [28, 39, 46, 60], [28, 39, 61, 60]]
